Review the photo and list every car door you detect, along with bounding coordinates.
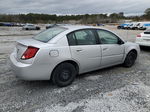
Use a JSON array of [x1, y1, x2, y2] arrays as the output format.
[[67, 29, 102, 73], [96, 29, 125, 67], [28, 25, 34, 30]]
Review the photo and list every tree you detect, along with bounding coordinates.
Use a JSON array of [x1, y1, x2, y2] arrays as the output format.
[[109, 13, 120, 23], [144, 8, 150, 20], [145, 8, 150, 15]]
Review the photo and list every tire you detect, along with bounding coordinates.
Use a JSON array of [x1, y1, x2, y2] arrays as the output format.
[[36, 27, 40, 30], [26, 28, 28, 30], [52, 63, 77, 87], [123, 51, 137, 67]]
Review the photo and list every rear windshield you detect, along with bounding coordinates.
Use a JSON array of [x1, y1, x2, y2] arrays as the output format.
[[33, 27, 67, 42]]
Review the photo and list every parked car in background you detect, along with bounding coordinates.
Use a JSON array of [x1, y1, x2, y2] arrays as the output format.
[[139, 23, 150, 30], [118, 22, 150, 30], [126, 23, 132, 29], [133, 22, 142, 30], [97, 24, 105, 26], [117, 23, 130, 29], [124, 23, 132, 29], [136, 29, 150, 47], [127, 22, 138, 30], [129, 22, 139, 30], [20, 24, 25, 27], [136, 22, 150, 30], [117, 24, 125, 29], [10, 25, 140, 87], [12, 23, 24, 27], [118, 22, 141, 30], [3, 22, 13, 26], [22, 24, 40, 30], [0, 22, 4, 26]]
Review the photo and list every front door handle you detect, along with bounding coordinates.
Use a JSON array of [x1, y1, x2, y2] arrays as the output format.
[[76, 49, 82, 52]]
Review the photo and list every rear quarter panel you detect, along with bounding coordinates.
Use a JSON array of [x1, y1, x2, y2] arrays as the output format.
[[32, 36, 73, 79]]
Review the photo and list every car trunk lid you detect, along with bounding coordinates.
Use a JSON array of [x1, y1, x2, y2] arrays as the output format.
[[15, 38, 44, 63]]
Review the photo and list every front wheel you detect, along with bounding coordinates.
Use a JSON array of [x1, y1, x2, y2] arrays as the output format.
[[36, 27, 40, 30], [123, 51, 137, 67], [52, 63, 77, 87]]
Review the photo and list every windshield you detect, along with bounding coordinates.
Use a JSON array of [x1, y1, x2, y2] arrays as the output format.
[[33, 27, 67, 42], [130, 24, 133, 26]]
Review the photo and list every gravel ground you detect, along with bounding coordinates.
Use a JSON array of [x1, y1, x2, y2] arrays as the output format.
[[0, 26, 150, 112]]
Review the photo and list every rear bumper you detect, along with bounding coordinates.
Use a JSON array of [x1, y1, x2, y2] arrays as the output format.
[[136, 42, 150, 47], [10, 53, 51, 80]]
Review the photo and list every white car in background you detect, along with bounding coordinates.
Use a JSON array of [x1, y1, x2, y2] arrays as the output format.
[[133, 22, 147, 30], [137, 22, 150, 30], [140, 23, 150, 30], [136, 29, 150, 46], [22, 24, 40, 30], [123, 23, 130, 29], [129, 22, 139, 30]]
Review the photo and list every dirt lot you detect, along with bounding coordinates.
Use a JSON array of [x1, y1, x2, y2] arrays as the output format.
[[0, 26, 150, 112]]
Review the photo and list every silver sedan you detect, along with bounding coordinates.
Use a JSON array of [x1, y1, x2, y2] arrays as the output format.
[[10, 25, 140, 87]]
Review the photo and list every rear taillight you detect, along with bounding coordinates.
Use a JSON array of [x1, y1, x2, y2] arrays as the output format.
[[137, 34, 141, 38], [21, 46, 39, 60]]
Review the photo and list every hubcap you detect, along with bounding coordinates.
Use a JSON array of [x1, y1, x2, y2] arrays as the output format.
[[60, 69, 71, 81]]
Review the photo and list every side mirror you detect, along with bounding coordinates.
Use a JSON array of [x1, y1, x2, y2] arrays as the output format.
[[118, 39, 124, 45]]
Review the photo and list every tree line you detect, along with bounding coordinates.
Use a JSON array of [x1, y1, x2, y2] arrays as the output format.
[[0, 8, 150, 24], [0, 13, 124, 24]]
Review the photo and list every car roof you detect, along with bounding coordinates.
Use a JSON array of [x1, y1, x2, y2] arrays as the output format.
[[48, 25, 123, 44], [58, 25, 106, 31], [26, 24, 34, 25]]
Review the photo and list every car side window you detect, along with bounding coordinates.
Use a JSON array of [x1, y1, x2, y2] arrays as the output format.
[[67, 33, 76, 46], [97, 30, 119, 44], [67, 29, 97, 46]]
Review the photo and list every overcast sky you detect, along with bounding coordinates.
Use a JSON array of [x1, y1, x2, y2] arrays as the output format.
[[0, 0, 150, 16]]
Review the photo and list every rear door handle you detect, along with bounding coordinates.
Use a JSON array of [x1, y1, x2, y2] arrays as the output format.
[[103, 48, 108, 51]]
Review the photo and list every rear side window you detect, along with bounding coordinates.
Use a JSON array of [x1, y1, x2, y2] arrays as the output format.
[[67, 29, 97, 45], [33, 27, 67, 42], [97, 30, 119, 44], [67, 33, 76, 46]]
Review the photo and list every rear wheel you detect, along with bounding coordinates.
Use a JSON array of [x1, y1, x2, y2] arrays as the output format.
[[52, 63, 77, 87], [123, 51, 137, 67]]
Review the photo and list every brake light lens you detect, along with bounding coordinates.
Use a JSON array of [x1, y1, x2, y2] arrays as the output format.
[[137, 34, 141, 38], [21, 46, 39, 60]]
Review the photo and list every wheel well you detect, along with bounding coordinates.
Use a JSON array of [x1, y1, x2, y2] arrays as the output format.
[[129, 49, 138, 59], [50, 60, 79, 80], [63, 60, 79, 73]]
